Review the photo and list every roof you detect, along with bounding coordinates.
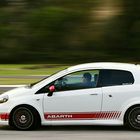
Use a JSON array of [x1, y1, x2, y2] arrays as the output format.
[[68, 62, 140, 72]]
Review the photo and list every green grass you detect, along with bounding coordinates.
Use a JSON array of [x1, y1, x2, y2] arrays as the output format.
[[0, 78, 39, 85], [0, 64, 69, 76], [0, 64, 70, 85]]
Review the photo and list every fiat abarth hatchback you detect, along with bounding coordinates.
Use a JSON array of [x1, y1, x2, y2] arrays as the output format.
[[1, 62, 140, 130]]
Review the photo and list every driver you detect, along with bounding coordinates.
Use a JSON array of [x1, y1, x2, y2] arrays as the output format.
[[82, 72, 92, 88]]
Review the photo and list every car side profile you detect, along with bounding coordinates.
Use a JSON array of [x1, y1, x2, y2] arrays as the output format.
[[1, 62, 140, 130]]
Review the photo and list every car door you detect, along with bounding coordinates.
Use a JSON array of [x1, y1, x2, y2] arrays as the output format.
[[43, 70, 103, 121], [99, 69, 135, 119]]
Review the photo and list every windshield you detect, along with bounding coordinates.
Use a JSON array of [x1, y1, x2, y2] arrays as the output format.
[[29, 68, 67, 87]]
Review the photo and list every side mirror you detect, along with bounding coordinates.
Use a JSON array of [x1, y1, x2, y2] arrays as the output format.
[[48, 85, 55, 96]]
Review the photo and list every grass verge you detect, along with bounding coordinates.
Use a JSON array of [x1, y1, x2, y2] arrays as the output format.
[[0, 64, 69, 85]]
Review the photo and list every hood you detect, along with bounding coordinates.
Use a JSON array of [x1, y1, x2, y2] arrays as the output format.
[[1, 86, 33, 98]]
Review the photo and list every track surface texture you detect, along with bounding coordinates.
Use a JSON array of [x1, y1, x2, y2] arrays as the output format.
[[0, 126, 140, 140]]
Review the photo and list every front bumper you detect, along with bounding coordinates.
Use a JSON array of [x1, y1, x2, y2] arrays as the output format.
[[0, 113, 9, 121], [0, 102, 11, 126], [0, 113, 9, 125]]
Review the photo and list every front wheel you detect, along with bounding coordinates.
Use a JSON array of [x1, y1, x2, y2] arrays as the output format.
[[126, 107, 140, 130], [11, 106, 39, 130]]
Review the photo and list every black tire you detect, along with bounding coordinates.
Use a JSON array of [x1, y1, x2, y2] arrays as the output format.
[[10, 106, 40, 130], [126, 107, 140, 130]]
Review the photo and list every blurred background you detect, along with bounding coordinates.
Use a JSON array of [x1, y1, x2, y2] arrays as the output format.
[[0, 0, 140, 64], [0, 0, 140, 89]]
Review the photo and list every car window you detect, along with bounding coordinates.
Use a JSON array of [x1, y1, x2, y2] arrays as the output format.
[[99, 69, 134, 87], [54, 70, 100, 92]]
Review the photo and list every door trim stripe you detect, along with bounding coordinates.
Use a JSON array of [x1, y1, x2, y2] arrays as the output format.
[[44, 111, 121, 120]]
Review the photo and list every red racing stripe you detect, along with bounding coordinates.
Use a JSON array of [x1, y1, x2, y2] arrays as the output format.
[[44, 111, 121, 120], [0, 113, 9, 121]]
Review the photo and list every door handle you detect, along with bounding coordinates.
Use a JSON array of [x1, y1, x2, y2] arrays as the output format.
[[90, 93, 98, 95]]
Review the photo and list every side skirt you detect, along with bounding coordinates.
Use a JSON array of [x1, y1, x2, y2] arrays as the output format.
[[42, 120, 123, 126]]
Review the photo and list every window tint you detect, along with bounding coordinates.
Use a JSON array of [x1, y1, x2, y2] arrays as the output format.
[[99, 70, 134, 87], [54, 70, 99, 92]]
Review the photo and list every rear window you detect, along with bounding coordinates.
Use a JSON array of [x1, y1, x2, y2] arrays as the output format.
[[98, 69, 134, 87]]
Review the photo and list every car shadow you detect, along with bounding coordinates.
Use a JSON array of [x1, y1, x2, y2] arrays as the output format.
[[0, 125, 132, 131], [39, 125, 131, 131]]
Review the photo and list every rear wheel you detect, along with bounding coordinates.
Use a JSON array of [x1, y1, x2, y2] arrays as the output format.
[[10, 106, 40, 130], [126, 107, 140, 130]]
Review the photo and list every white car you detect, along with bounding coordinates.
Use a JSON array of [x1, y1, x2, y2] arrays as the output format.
[[1, 62, 140, 130]]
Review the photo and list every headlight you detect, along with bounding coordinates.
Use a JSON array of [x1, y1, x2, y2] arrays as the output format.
[[0, 95, 9, 103]]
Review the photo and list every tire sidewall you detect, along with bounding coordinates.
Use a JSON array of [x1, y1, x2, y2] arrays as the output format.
[[127, 107, 140, 130], [12, 107, 35, 130]]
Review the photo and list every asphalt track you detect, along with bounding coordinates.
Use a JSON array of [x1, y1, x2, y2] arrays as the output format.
[[0, 126, 140, 140]]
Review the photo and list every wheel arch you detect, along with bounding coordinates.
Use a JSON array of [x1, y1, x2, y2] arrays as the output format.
[[123, 104, 140, 125], [9, 104, 41, 127]]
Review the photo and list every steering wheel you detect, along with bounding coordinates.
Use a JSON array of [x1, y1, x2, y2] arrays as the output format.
[[61, 78, 68, 87]]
